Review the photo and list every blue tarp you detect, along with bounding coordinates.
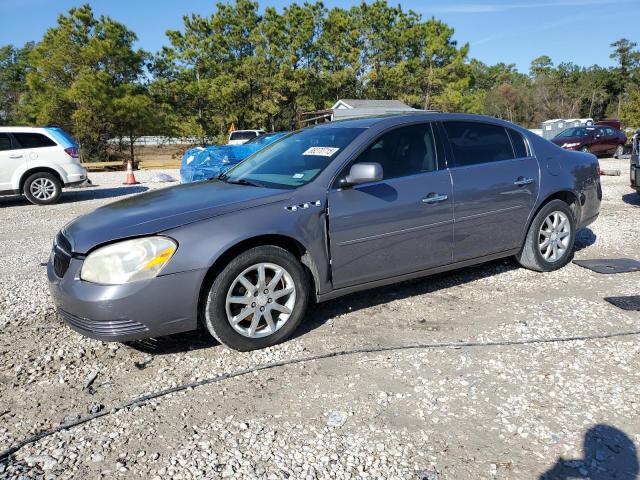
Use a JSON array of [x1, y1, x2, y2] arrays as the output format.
[[180, 132, 287, 183]]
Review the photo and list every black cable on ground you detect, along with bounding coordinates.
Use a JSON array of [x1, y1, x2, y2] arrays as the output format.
[[2, 328, 639, 462]]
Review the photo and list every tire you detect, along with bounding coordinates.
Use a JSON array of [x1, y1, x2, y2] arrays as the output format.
[[203, 246, 310, 351], [580, 146, 590, 153], [516, 199, 576, 272], [23, 172, 62, 205], [614, 144, 624, 159]]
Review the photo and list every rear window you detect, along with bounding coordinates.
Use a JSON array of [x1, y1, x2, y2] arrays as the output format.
[[13, 132, 57, 149], [443, 121, 514, 167], [0, 133, 12, 151], [230, 131, 260, 141], [507, 129, 529, 158]]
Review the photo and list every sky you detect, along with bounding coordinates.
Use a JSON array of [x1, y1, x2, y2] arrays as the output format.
[[1, 0, 638, 72]]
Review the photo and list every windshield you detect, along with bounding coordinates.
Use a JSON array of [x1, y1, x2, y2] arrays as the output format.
[[221, 127, 366, 189], [245, 133, 286, 145], [556, 127, 591, 138]]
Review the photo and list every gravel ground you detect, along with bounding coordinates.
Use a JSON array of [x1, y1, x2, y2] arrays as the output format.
[[0, 159, 639, 480]]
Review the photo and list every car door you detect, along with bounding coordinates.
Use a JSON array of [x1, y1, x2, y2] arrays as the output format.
[[591, 127, 609, 154], [441, 121, 540, 262], [0, 133, 26, 192], [603, 127, 619, 155], [327, 123, 454, 289]]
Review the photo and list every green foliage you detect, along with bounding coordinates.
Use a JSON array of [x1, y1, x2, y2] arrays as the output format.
[[1, 0, 639, 159], [18, 4, 147, 160], [621, 89, 640, 129], [0, 43, 34, 125]]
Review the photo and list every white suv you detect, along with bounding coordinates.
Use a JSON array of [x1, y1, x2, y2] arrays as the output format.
[[227, 130, 265, 145], [0, 127, 88, 205]]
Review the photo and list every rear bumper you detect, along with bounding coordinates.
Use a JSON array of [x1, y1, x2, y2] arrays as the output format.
[[59, 163, 88, 185], [47, 251, 204, 342]]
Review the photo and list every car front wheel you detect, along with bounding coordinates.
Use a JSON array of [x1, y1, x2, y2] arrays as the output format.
[[516, 199, 576, 272], [23, 172, 62, 205], [203, 246, 310, 351]]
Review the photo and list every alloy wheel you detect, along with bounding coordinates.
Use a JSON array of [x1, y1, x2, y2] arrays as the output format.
[[30, 177, 57, 201], [225, 262, 296, 338], [538, 211, 571, 262]]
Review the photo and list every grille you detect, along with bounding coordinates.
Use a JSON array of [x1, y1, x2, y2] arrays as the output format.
[[53, 232, 72, 278], [58, 309, 149, 337], [53, 249, 71, 278]]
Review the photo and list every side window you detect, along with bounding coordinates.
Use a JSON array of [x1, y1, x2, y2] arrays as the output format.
[[13, 133, 57, 149], [507, 129, 529, 158], [605, 127, 616, 136], [443, 121, 515, 167], [353, 123, 438, 180], [0, 134, 12, 151]]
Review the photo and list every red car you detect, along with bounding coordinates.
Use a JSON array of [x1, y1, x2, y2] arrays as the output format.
[[551, 125, 627, 157]]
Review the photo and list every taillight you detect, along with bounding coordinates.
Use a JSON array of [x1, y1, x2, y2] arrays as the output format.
[[64, 147, 80, 159]]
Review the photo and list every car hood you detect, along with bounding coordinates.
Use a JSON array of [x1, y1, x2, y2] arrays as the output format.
[[63, 180, 291, 254]]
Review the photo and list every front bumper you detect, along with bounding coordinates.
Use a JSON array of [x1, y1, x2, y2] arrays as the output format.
[[47, 250, 205, 342]]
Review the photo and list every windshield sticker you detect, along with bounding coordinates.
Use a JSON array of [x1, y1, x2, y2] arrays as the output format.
[[303, 146, 340, 157], [293, 173, 305, 179]]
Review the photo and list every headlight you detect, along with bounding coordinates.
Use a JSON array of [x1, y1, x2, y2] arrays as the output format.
[[80, 236, 177, 285]]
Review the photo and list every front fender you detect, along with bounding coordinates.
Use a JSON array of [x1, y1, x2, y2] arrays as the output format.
[[160, 199, 331, 295]]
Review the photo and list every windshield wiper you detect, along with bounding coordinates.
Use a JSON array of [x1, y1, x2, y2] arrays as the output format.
[[222, 177, 264, 187]]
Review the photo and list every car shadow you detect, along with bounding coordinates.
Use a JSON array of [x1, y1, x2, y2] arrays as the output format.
[[622, 192, 640, 206], [539, 424, 638, 479], [125, 329, 217, 356], [124, 258, 519, 355], [575, 227, 597, 252], [0, 186, 148, 207], [294, 258, 520, 339]]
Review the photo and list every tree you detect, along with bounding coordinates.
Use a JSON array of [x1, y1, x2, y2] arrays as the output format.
[[609, 38, 640, 117], [0, 43, 34, 125], [620, 89, 640, 129], [111, 86, 166, 164], [20, 4, 147, 160]]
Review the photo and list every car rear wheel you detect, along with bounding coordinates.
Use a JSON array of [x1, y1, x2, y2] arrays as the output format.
[[23, 172, 62, 205], [516, 199, 576, 272], [203, 246, 309, 351], [580, 146, 590, 153], [614, 144, 624, 158]]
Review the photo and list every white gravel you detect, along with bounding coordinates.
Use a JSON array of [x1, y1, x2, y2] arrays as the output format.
[[0, 160, 639, 479]]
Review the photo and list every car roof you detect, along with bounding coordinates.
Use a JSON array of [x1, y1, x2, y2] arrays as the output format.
[[309, 112, 528, 130], [0, 126, 49, 133]]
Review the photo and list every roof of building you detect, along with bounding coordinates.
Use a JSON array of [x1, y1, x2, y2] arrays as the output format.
[[331, 99, 412, 110]]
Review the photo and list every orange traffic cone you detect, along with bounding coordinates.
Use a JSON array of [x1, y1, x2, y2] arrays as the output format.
[[123, 158, 140, 185]]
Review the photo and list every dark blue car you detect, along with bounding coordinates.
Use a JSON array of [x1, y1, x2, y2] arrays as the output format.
[[180, 132, 288, 183]]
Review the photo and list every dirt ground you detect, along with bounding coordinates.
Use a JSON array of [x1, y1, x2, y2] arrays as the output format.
[[0, 159, 639, 479]]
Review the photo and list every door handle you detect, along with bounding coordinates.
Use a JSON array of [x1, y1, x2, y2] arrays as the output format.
[[514, 177, 534, 186], [8, 154, 23, 159], [422, 193, 448, 204]]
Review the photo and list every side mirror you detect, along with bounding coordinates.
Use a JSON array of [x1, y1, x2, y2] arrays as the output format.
[[342, 162, 383, 187]]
